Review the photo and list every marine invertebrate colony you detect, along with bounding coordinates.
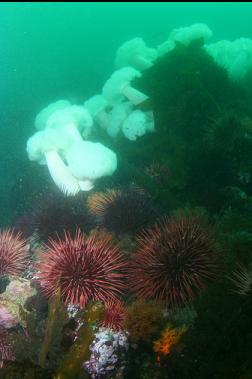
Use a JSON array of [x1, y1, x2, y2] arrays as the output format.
[[153, 323, 187, 356], [0, 229, 28, 276], [83, 327, 129, 378], [17, 19, 252, 378], [37, 229, 127, 307], [131, 215, 218, 309]]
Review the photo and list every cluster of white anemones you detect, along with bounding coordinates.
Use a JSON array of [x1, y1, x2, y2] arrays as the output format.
[[27, 23, 252, 196]]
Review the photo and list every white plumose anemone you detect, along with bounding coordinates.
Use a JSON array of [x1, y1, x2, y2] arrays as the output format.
[[46, 105, 93, 139], [106, 102, 133, 138], [44, 150, 81, 196], [27, 126, 117, 195], [115, 37, 157, 70], [204, 38, 252, 81], [27, 128, 83, 195], [66, 140, 117, 183], [102, 67, 149, 106], [35, 100, 71, 130], [122, 110, 155, 141], [84, 95, 109, 130], [158, 23, 213, 57]]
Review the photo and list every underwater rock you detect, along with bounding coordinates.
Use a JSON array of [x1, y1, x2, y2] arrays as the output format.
[[0, 303, 16, 329], [2, 277, 36, 306], [0, 278, 37, 328]]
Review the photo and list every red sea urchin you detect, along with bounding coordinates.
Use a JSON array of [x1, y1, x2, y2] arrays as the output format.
[[131, 215, 218, 309], [0, 229, 28, 276], [37, 229, 127, 307], [100, 301, 125, 331], [17, 191, 94, 242], [87, 186, 160, 235]]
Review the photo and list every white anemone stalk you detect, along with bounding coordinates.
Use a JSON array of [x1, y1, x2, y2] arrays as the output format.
[[45, 151, 81, 196]]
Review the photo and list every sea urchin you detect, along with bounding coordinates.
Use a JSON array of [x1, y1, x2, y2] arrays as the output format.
[[22, 191, 94, 242], [37, 229, 127, 307], [131, 215, 218, 309], [228, 263, 252, 296], [99, 300, 125, 331], [87, 186, 160, 235], [0, 229, 28, 277]]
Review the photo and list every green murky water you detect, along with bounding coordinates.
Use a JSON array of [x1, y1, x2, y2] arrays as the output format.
[[1, 3, 252, 378]]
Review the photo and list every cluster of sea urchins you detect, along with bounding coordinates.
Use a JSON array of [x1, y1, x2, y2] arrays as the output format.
[[37, 229, 127, 307], [87, 186, 160, 235], [131, 215, 218, 309]]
